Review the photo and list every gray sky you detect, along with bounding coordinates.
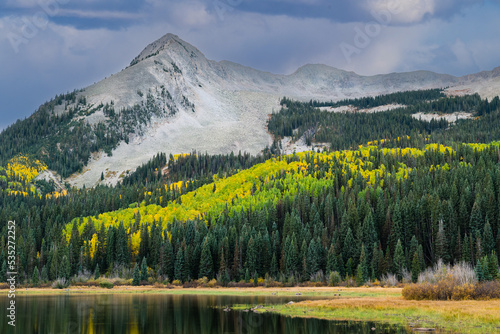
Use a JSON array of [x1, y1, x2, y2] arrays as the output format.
[[1, 0, 500, 130]]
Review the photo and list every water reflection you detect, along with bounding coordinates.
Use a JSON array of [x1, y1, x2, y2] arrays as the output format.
[[1, 294, 409, 333]]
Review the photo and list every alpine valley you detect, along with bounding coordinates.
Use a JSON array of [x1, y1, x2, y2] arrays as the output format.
[[1, 35, 500, 329]]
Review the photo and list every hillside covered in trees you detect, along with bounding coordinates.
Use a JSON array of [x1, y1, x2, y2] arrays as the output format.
[[1, 91, 500, 287]]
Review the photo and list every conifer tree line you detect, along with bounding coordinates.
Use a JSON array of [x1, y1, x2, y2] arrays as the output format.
[[1, 91, 500, 286], [2, 142, 500, 285], [270, 92, 500, 152]]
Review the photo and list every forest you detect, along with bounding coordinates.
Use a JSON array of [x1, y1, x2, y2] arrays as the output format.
[[0, 90, 499, 288]]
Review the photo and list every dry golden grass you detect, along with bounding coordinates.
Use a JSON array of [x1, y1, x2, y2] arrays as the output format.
[[280, 296, 500, 332], [295, 297, 500, 322]]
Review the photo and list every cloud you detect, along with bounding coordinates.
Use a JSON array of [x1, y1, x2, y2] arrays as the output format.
[[55, 9, 143, 20], [364, 0, 482, 24], [0, 0, 499, 130]]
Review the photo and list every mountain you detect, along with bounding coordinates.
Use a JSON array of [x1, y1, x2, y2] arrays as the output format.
[[2, 33, 500, 188]]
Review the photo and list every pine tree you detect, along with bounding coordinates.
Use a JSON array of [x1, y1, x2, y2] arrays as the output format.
[[307, 239, 320, 278], [270, 253, 278, 278], [358, 244, 369, 283], [483, 221, 495, 256], [435, 220, 449, 263], [489, 252, 498, 280], [41, 265, 48, 283], [326, 244, 337, 274], [231, 242, 241, 281], [60, 255, 71, 281], [140, 257, 148, 282], [496, 227, 500, 257], [138, 223, 149, 262], [393, 239, 405, 279], [343, 228, 356, 264], [69, 222, 81, 275], [132, 263, 140, 286], [32, 266, 40, 287], [470, 201, 483, 235], [174, 248, 185, 282], [94, 264, 100, 280], [481, 256, 492, 281], [418, 244, 425, 272], [411, 251, 420, 283], [475, 260, 484, 282], [384, 245, 392, 275], [246, 237, 258, 276], [345, 258, 353, 278], [116, 222, 129, 266], [356, 264, 364, 286], [462, 234, 471, 263], [163, 239, 174, 280], [199, 237, 213, 279]]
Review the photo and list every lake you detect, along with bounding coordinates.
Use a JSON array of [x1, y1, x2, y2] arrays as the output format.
[[1, 294, 410, 333]]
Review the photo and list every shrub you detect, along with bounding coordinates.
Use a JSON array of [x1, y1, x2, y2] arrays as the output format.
[[472, 281, 500, 299], [196, 277, 209, 287], [329, 271, 341, 286], [381, 273, 399, 287], [418, 260, 476, 285], [310, 270, 325, 284], [172, 280, 182, 286], [403, 281, 500, 301], [52, 278, 69, 289], [207, 279, 218, 288], [182, 281, 198, 288], [99, 281, 114, 289], [227, 281, 254, 288]]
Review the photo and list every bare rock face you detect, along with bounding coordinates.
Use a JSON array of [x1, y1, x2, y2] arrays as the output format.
[[59, 33, 499, 187]]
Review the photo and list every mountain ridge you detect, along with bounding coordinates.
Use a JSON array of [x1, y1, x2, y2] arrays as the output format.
[[3, 33, 500, 188]]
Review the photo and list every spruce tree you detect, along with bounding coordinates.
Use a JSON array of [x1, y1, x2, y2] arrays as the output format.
[[483, 221, 494, 256], [475, 260, 484, 282], [343, 228, 356, 264], [132, 263, 140, 286], [116, 223, 129, 267], [470, 201, 483, 236], [489, 252, 498, 280], [307, 239, 320, 277], [326, 244, 337, 274], [246, 237, 257, 276], [356, 264, 364, 286], [140, 257, 148, 282], [345, 258, 353, 278], [462, 234, 471, 263], [435, 220, 449, 263], [41, 265, 48, 283], [94, 265, 100, 280], [163, 239, 174, 280], [393, 239, 405, 279], [481, 256, 492, 281], [60, 255, 71, 281], [270, 253, 278, 278], [32, 266, 40, 287], [199, 237, 213, 279], [174, 248, 185, 282], [411, 252, 420, 283], [359, 244, 369, 282]]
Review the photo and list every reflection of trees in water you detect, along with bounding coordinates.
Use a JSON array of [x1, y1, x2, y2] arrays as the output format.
[[9, 295, 409, 333]]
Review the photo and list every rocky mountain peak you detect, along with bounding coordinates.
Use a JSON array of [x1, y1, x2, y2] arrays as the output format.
[[129, 33, 203, 67]]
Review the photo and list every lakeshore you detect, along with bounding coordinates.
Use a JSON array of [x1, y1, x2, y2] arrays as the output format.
[[2, 286, 499, 333]]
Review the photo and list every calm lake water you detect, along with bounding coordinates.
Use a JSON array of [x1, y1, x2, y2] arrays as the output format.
[[1, 294, 410, 333]]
